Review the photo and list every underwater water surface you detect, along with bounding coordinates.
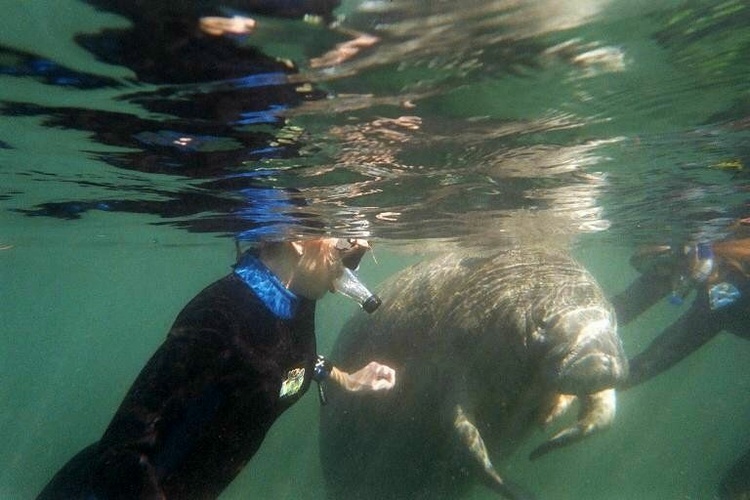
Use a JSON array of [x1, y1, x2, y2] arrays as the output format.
[[1, 0, 750, 498]]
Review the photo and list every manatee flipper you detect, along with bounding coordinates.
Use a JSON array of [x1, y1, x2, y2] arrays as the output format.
[[529, 388, 616, 460], [454, 405, 535, 500], [539, 393, 578, 427]]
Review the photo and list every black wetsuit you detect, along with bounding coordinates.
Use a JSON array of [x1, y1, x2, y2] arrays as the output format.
[[39, 253, 320, 499], [612, 259, 750, 387]]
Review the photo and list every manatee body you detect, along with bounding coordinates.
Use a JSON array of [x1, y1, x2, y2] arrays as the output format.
[[320, 248, 628, 499]]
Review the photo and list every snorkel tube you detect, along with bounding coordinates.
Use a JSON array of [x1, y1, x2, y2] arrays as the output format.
[[331, 238, 381, 313], [333, 267, 382, 313]]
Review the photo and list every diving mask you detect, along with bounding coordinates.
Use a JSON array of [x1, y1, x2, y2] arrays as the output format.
[[670, 242, 715, 304], [335, 238, 371, 270]]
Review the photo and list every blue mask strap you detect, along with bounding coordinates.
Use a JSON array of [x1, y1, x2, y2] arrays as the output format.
[[696, 242, 714, 261]]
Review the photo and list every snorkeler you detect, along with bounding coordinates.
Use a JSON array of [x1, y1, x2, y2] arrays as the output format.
[[38, 237, 395, 499], [612, 234, 750, 387], [611, 226, 750, 499]]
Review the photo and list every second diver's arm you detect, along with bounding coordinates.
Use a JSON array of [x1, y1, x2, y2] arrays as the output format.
[[624, 300, 722, 388], [611, 272, 673, 326]]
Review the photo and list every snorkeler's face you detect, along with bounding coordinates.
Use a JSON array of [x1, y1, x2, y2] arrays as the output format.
[[288, 238, 371, 299]]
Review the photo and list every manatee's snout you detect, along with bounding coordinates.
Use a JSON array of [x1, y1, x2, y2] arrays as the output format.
[[558, 350, 626, 394], [549, 312, 628, 394]]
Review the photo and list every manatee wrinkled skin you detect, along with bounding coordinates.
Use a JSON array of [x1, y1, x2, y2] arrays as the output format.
[[320, 248, 628, 499]]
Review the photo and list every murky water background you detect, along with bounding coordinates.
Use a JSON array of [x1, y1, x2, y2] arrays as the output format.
[[1, 0, 749, 498]]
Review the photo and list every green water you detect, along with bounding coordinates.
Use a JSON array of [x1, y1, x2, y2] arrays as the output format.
[[3, 219, 749, 498]]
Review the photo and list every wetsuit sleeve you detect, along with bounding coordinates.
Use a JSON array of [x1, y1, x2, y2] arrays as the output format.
[[624, 300, 721, 388], [611, 272, 672, 326]]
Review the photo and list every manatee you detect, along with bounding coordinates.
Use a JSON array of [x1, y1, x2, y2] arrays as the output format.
[[319, 248, 628, 499]]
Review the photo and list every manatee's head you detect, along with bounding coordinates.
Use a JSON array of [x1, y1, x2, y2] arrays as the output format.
[[540, 307, 628, 395]]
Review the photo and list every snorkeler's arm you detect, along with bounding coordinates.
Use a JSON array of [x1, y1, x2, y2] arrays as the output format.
[[611, 272, 673, 325], [329, 362, 396, 392], [624, 301, 721, 388]]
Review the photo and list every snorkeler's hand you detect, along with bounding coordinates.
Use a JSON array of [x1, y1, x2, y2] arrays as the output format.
[[331, 362, 396, 392]]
